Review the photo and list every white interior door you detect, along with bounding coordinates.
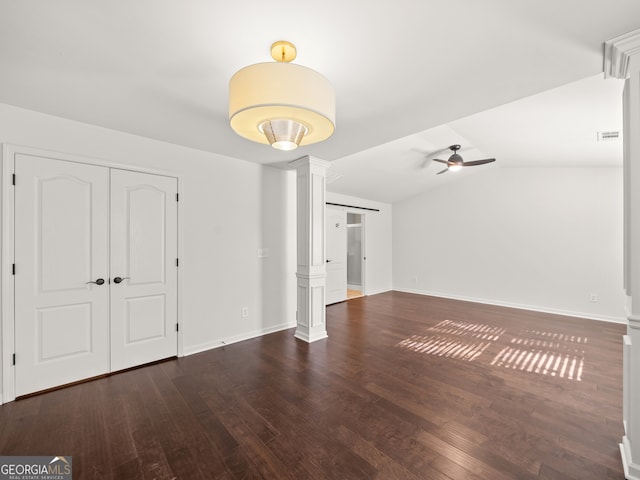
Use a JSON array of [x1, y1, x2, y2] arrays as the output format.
[[325, 207, 347, 305], [14, 154, 110, 396], [109, 169, 178, 371]]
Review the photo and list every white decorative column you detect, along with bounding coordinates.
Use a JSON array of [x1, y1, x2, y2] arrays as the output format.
[[291, 155, 330, 342], [605, 28, 640, 480]]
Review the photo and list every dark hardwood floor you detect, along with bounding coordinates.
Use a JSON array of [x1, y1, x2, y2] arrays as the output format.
[[0, 292, 626, 479]]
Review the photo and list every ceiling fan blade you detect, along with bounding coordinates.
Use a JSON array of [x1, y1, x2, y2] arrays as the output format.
[[432, 158, 449, 165], [422, 146, 452, 159], [436, 168, 449, 175], [462, 158, 496, 166], [420, 146, 467, 169]]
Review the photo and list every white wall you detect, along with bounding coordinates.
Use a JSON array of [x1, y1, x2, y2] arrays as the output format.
[[0, 103, 297, 400], [326, 192, 392, 295], [393, 167, 626, 322], [261, 167, 297, 334]]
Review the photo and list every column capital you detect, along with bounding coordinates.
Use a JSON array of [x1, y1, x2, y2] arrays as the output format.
[[604, 28, 640, 79], [289, 155, 332, 170]]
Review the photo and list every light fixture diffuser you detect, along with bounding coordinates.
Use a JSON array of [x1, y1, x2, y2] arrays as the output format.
[[259, 119, 308, 151]]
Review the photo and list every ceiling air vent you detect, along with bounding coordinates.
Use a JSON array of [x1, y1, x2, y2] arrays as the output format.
[[597, 131, 620, 142]]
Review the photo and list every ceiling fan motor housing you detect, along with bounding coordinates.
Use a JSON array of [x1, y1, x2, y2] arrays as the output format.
[[448, 153, 463, 164]]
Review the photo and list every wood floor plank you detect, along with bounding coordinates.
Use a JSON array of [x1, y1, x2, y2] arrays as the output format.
[[0, 292, 626, 479], [200, 386, 299, 480], [333, 424, 425, 480], [69, 381, 113, 479]]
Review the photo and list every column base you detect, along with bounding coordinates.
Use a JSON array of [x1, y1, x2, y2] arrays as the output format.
[[621, 436, 640, 480], [294, 326, 328, 343], [295, 271, 327, 344]]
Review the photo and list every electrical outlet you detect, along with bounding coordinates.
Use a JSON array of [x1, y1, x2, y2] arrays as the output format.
[[590, 293, 598, 303], [241, 306, 249, 318]]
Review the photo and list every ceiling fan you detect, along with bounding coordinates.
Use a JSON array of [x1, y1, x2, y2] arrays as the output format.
[[432, 144, 495, 175]]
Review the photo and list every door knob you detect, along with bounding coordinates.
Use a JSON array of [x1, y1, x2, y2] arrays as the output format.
[[326, 259, 332, 263], [113, 276, 130, 284], [86, 278, 105, 285]]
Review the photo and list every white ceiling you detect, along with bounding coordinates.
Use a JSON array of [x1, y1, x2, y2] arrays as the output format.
[[328, 74, 625, 203], [0, 1, 635, 202]]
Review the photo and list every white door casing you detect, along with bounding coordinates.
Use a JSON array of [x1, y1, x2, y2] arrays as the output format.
[[325, 207, 347, 305], [110, 170, 178, 371], [14, 154, 110, 396]]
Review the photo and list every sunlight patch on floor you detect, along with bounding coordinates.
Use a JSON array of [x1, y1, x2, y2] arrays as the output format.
[[397, 322, 588, 380], [397, 319, 506, 361], [490, 329, 586, 381]]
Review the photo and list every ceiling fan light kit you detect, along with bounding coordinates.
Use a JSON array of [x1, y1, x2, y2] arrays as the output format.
[[432, 144, 495, 174], [229, 40, 336, 151]]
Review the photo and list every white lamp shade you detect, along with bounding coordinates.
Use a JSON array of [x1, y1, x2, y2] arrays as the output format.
[[229, 62, 335, 147]]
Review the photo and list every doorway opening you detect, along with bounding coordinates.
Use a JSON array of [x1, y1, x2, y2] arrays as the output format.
[[347, 213, 365, 299]]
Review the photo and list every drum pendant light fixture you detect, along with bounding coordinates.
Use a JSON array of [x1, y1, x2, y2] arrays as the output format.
[[229, 41, 336, 151]]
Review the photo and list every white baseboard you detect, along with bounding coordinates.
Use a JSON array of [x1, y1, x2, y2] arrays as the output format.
[[364, 288, 392, 297], [183, 321, 296, 357], [393, 288, 627, 325]]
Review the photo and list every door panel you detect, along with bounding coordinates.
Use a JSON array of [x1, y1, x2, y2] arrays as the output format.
[[325, 207, 347, 305], [127, 186, 166, 285], [110, 170, 178, 371], [125, 295, 166, 343], [37, 303, 93, 361], [14, 154, 109, 396], [40, 176, 93, 292]]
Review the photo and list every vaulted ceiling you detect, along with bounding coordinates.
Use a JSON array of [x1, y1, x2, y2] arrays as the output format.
[[0, 1, 636, 202], [328, 74, 624, 203]]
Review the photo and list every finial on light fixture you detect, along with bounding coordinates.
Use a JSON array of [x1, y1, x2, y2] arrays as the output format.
[[229, 40, 336, 151], [270, 40, 297, 63]]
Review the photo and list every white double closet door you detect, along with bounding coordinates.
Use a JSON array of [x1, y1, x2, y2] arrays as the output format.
[[14, 154, 178, 397]]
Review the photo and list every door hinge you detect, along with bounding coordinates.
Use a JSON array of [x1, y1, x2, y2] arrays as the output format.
[[176, 193, 179, 202], [12, 264, 15, 275], [12, 174, 16, 186], [176, 323, 179, 332], [12, 353, 16, 366], [176, 258, 179, 267]]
